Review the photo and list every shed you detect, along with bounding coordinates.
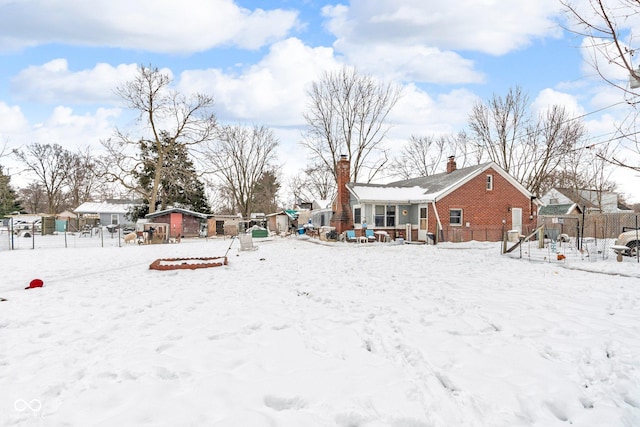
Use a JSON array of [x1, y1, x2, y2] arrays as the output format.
[[207, 215, 241, 237], [145, 207, 209, 239]]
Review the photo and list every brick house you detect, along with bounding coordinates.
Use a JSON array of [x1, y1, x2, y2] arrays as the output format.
[[336, 156, 540, 243]]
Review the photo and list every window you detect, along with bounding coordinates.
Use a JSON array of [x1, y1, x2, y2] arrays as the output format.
[[386, 205, 396, 226], [374, 205, 385, 227], [449, 209, 462, 226], [111, 214, 119, 225], [374, 205, 396, 227], [353, 206, 362, 225], [486, 174, 493, 191]]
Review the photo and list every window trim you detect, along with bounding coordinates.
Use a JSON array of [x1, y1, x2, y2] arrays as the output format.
[[374, 204, 396, 228], [353, 204, 362, 226], [486, 174, 493, 191], [449, 208, 463, 226]]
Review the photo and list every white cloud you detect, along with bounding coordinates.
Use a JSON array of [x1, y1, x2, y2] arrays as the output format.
[[178, 38, 339, 125], [0, 102, 29, 136], [324, 0, 563, 56], [388, 85, 477, 137], [0, 104, 121, 187], [2, 105, 120, 154], [335, 42, 484, 84], [531, 88, 585, 117], [0, 0, 299, 53], [11, 60, 140, 104]]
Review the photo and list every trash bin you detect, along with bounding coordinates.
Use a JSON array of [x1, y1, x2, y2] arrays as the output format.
[[426, 232, 435, 245], [508, 230, 520, 242]]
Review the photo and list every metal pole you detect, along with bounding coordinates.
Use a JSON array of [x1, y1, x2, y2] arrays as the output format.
[[636, 215, 640, 263], [10, 217, 14, 250], [580, 207, 586, 251]]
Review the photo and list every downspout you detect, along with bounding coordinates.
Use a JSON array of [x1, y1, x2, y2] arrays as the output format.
[[431, 201, 443, 244]]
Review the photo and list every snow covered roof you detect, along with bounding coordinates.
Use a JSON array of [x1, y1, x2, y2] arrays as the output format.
[[348, 162, 532, 203], [346, 184, 432, 204], [74, 201, 135, 215]]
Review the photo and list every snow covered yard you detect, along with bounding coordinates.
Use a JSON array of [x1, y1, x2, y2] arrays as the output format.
[[1, 236, 639, 426]]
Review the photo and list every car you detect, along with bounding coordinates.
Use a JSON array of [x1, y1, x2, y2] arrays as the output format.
[[614, 227, 640, 256]]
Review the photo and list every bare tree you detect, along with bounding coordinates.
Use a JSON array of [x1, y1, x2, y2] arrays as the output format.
[[562, 0, 640, 96], [539, 140, 618, 203], [389, 131, 480, 180], [204, 124, 279, 218], [17, 183, 47, 214], [469, 87, 587, 196], [302, 66, 402, 185], [562, 0, 640, 172], [288, 163, 336, 206], [13, 143, 76, 214], [98, 64, 216, 213], [65, 147, 101, 209]]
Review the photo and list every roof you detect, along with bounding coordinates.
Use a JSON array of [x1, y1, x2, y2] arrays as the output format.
[[348, 162, 534, 203], [265, 210, 298, 219], [145, 207, 209, 220], [538, 203, 579, 216], [552, 188, 598, 210], [75, 201, 135, 215]]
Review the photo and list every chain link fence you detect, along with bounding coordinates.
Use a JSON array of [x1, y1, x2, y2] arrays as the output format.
[[1, 221, 127, 251]]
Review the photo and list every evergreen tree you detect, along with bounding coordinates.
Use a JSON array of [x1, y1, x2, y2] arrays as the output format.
[[0, 166, 22, 216], [134, 132, 211, 215], [251, 170, 280, 214]]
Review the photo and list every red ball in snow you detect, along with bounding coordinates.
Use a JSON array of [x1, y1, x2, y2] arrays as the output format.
[[26, 279, 44, 289]]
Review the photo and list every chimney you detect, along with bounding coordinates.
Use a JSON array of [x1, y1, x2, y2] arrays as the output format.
[[330, 155, 353, 235], [446, 156, 457, 174]]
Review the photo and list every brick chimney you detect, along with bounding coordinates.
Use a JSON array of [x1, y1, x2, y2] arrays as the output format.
[[331, 155, 353, 235], [446, 156, 457, 174]]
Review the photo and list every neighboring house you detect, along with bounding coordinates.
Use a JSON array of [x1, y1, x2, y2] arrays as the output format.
[[74, 200, 139, 228], [309, 199, 333, 228], [145, 207, 209, 239], [540, 188, 630, 213], [537, 203, 582, 217], [538, 188, 634, 239], [332, 155, 539, 243]]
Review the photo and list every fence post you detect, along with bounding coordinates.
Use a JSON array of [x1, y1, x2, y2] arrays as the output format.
[[636, 215, 640, 263]]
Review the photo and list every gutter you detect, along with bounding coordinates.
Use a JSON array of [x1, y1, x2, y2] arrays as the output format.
[[431, 201, 443, 237]]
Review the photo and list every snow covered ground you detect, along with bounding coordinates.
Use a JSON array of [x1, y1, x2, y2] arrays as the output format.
[[2, 235, 639, 426]]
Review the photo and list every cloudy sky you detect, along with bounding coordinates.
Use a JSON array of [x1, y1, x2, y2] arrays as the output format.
[[1, 0, 639, 202]]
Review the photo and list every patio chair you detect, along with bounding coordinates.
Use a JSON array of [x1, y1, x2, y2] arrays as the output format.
[[238, 233, 258, 251], [345, 230, 357, 243], [365, 229, 376, 242]]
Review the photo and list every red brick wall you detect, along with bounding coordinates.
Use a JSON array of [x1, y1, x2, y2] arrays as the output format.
[[428, 167, 536, 241], [330, 156, 353, 235]]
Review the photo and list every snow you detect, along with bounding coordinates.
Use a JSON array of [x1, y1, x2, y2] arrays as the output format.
[[347, 185, 433, 204], [2, 234, 640, 426]]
